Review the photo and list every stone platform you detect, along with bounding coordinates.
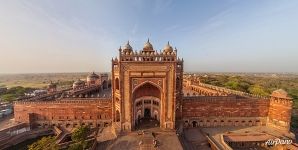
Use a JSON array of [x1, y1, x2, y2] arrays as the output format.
[[96, 127, 183, 150]]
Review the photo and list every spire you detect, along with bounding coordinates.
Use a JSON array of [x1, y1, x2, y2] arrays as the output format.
[[163, 41, 173, 52], [143, 38, 154, 51], [122, 40, 132, 52]]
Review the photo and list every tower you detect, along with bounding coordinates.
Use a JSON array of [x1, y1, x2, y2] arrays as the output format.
[[111, 40, 183, 132], [268, 89, 293, 131]]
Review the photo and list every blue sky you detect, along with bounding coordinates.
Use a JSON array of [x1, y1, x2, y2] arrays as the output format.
[[0, 0, 297, 73]]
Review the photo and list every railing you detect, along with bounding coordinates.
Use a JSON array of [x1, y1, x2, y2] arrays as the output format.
[[184, 78, 269, 99], [14, 99, 112, 104], [198, 83, 269, 99]]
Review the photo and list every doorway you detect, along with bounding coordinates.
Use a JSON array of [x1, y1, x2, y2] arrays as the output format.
[[144, 108, 151, 118]]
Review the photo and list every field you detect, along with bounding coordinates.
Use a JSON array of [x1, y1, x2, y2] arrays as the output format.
[[0, 72, 100, 102], [0, 73, 94, 89]]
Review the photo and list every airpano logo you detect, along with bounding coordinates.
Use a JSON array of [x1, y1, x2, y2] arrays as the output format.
[[265, 138, 292, 146]]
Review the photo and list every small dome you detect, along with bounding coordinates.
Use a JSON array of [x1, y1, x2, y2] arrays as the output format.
[[143, 39, 154, 51], [271, 89, 291, 99], [122, 41, 133, 53], [87, 72, 99, 79], [73, 79, 85, 85], [163, 41, 173, 53]]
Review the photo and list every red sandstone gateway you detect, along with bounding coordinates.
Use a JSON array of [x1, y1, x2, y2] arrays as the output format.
[[9, 40, 296, 150]]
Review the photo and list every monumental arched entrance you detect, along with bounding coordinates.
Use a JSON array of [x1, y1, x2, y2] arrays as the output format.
[[132, 82, 162, 129]]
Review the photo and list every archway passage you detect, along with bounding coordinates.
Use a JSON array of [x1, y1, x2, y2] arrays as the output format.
[[116, 110, 120, 122], [115, 78, 120, 90], [102, 80, 108, 89], [133, 82, 161, 130], [144, 108, 151, 118]]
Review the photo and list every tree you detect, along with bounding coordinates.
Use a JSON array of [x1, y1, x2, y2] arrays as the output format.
[[68, 125, 90, 150], [68, 142, 84, 150], [28, 136, 58, 150], [0, 86, 35, 102], [1, 94, 16, 102], [224, 80, 239, 90], [248, 85, 269, 96]]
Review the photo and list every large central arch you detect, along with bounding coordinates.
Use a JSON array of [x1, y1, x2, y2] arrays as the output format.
[[132, 82, 162, 129]]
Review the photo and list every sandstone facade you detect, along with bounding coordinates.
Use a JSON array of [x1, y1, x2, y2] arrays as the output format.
[[13, 40, 293, 134]]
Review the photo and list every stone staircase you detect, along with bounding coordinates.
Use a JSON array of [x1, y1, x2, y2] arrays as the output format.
[[139, 131, 155, 150]]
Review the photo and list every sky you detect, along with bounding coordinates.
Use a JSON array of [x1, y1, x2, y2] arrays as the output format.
[[0, 0, 298, 73]]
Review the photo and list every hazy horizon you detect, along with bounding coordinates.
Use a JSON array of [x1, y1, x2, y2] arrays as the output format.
[[0, 71, 298, 75], [1, 0, 298, 74]]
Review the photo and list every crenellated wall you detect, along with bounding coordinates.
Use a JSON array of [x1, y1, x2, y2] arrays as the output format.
[[14, 99, 112, 128], [182, 96, 270, 127], [181, 78, 293, 132], [267, 89, 293, 131]]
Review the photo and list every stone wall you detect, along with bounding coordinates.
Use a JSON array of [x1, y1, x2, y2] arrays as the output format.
[[267, 95, 293, 131], [14, 99, 112, 128], [182, 96, 270, 127]]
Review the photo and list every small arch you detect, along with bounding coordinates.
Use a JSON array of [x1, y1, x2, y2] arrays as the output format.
[[176, 77, 180, 90], [102, 80, 108, 89], [115, 78, 120, 90], [115, 110, 120, 122], [192, 121, 198, 127]]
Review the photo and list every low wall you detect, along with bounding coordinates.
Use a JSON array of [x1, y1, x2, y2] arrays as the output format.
[[0, 128, 53, 150]]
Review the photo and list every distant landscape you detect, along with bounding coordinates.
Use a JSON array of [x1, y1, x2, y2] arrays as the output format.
[[0, 72, 297, 134], [192, 72, 298, 134]]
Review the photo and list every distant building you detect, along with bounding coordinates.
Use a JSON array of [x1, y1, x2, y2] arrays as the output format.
[[25, 90, 47, 97]]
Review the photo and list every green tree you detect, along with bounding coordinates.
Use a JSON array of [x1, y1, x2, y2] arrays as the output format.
[[224, 80, 239, 90], [68, 125, 90, 150], [248, 85, 269, 96], [28, 136, 58, 150], [68, 143, 84, 150], [0, 94, 16, 102], [0, 86, 35, 102]]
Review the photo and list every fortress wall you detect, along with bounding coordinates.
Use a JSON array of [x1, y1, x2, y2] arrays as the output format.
[[267, 98, 293, 131], [14, 99, 112, 128], [182, 96, 270, 127]]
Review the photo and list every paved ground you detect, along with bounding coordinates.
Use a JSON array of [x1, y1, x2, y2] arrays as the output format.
[[96, 119, 183, 150], [100, 128, 182, 150], [181, 128, 211, 150]]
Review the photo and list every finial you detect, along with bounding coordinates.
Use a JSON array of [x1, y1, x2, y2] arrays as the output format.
[[127, 40, 130, 45], [167, 41, 170, 45], [147, 38, 150, 43]]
